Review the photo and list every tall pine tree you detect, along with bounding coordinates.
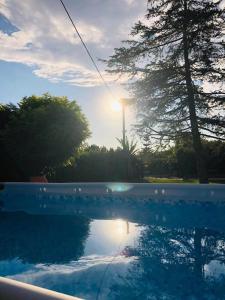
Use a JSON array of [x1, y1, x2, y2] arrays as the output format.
[[106, 0, 225, 183]]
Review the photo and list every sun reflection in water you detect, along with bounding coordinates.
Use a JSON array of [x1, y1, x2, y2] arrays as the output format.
[[105, 219, 130, 243], [116, 219, 129, 235], [84, 219, 142, 256]]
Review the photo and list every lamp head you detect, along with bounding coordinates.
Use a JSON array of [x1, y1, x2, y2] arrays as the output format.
[[120, 98, 136, 106]]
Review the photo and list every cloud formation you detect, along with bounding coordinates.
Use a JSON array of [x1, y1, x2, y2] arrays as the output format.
[[0, 0, 146, 86]]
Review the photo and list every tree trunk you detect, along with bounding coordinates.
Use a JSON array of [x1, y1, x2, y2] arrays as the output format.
[[194, 228, 204, 280], [182, 0, 208, 183], [193, 228, 204, 298]]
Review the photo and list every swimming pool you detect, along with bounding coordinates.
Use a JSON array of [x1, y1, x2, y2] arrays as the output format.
[[0, 183, 225, 299]]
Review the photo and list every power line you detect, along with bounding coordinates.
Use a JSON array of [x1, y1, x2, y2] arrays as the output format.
[[59, 0, 115, 98], [95, 233, 126, 300]]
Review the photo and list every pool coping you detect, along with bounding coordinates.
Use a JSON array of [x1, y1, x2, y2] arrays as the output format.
[[1, 182, 225, 204], [0, 276, 82, 300]]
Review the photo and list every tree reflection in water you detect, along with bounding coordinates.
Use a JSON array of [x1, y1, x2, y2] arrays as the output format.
[[0, 212, 90, 264], [110, 223, 225, 299], [1, 203, 225, 299]]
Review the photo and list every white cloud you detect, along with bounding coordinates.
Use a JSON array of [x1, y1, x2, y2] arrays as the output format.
[[9, 255, 133, 300], [124, 0, 135, 5], [0, 0, 146, 87]]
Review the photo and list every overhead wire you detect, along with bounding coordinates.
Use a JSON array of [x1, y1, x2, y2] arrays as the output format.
[[95, 227, 131, 300], [59, 0, 115, 99], [58, 3, 133, 298]]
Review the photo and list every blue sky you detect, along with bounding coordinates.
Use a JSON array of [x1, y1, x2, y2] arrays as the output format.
[[0, 0, 147, 147]]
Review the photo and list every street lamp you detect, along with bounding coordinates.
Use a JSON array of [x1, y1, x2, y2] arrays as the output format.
[[111, 98, 135, 149], [119, 98, 135, 149], [111, 98, 135, 180]]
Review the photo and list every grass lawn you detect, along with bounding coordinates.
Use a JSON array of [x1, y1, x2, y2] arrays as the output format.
[[145, 177, 225, 184], [145, 177, 198, 183]]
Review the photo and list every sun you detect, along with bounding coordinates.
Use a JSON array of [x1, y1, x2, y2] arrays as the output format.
[[111, 101, 122, 111]]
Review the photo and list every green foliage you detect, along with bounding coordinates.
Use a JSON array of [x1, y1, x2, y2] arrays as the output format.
[[141, 148, 178, 177], [174, 134, 197, 178], [106, 0, 225, 143], [50, 144, 143, 182], [203, 140, 225, 178], [140, 139, 225, 179], [117, 136, 138, 155], [0, 94, 90, 178], [106, 0, 225, 182], [0, 103, 17, 130]]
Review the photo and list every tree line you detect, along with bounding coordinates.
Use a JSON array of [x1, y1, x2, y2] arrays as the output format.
[[0, 93, 225, 183], [105, 0, 225, 183], [0, 94, 90, 181], [0, 94, 143, 182], [1, 1, 225, 183], [141, 138, 225, 180]]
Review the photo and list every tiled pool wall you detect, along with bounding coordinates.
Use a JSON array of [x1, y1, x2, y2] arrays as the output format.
[[0, 182, 225, 216]]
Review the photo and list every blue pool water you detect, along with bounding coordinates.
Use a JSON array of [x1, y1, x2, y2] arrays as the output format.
[[1, 200, 225, 299]]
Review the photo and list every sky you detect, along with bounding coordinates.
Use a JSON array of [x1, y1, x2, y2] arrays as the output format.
[[0, 0, 147, 148]]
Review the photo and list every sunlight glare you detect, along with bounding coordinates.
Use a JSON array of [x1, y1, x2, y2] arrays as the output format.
[[107, 219, 128, 242], [111, 101, 122, 112]]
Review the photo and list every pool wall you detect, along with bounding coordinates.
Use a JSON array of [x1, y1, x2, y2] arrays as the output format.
[[0, 182, 225, 215]]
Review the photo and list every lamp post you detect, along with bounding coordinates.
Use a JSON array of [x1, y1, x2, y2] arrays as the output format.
[[122, 100, 126, 147], [111, 98, 135, 181], [119, 98, 135, 149]]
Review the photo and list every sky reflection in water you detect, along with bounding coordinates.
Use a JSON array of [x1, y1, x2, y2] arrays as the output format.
[[0, 202, 225, 300]]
